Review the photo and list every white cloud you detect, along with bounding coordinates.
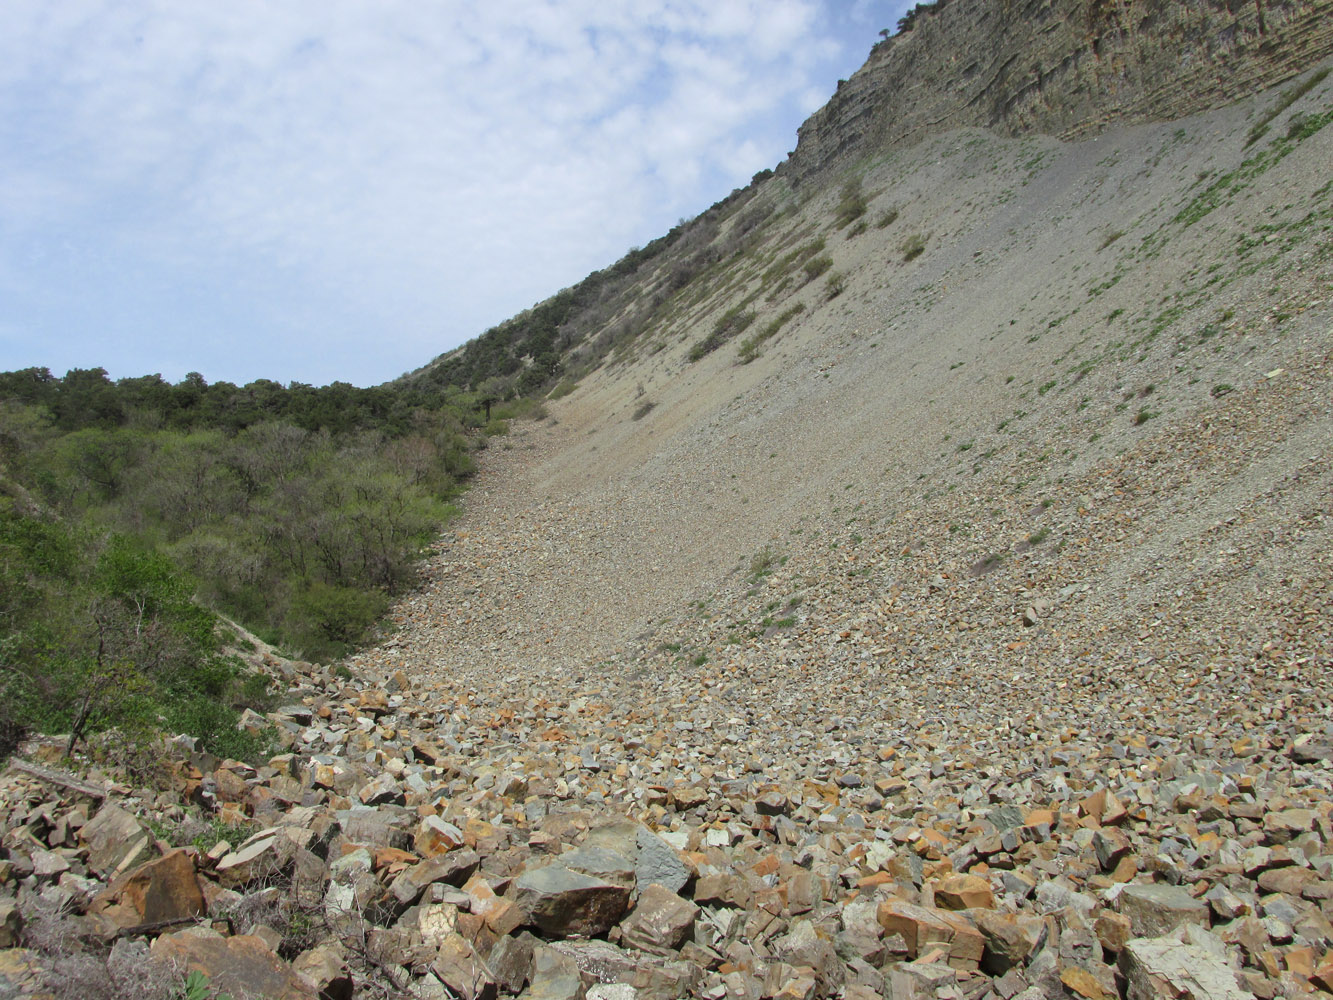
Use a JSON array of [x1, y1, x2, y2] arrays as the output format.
[[0, 1, 888, 385]]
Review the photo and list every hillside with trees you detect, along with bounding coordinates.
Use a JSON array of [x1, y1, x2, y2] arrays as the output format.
[[0, 366, 498, 762]]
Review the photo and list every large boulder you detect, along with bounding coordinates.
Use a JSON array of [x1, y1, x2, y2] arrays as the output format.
[[619, 883, 699, 955], [80, 802, 157, 879], [151, 929, 316, 1000], [1119, 935, 1255, 1000], [510, 865, 632, 938], [1116, 884, 1210, 938], [89, 848, 205, 930]]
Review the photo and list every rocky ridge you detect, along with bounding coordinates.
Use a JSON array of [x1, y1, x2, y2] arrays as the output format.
[[786, 0, 1333, 183]]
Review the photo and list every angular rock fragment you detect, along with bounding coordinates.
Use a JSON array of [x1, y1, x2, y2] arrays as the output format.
[[620, 882, 700, 955], [433, 932, 498, 1000], [292, 944, 353, 1000], [81, 802, 157, 879], [528, 945, 587, 1000], [510, 865, 632, 937], [151, 929, 317, 1000], [390, 849, 481, 905], [877, 898, 983, 970], [0, 901, 22, 948], [635, 827, 690, 894], [89, 848, 205, 930], [1117, 884, 1210, 937], [933, 873, 994, 910], [976, 911, 1046, 973], [1119, 935, 1255, 1000]]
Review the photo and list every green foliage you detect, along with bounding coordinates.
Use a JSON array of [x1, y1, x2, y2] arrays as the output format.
[[547, 380, 578, 400], [0, 366, 480, 756], [1177, 102, 1333, 226], [900, 234, 927, 262], [876, 208, 899, 229], [0, 502, 274, 764], [0, 366, 467, 438], [896, 0, 948, 34], [825, 272, 846, 300], [1245, 67, 1330, 146], [689, 305, 757, 362], [181, 970, 234, 1000], [290, 583, 389, 660], [746, 546, 779, 584], [803, 255, 834, 282], [492, 397, 548, 422], [833, 179, 868, 230], [738, 303, 806, 364]]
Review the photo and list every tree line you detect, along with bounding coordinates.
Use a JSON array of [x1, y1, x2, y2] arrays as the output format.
[[0, 366, 496, 764]]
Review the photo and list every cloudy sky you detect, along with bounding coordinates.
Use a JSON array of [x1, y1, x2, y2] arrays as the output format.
[[0, 2, 908, 388]]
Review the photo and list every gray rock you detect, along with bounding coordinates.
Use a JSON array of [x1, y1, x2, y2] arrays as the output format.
[[587, 987, 639, 1000], [391, 849, 481, 905], [773, 918, 845, 997], [432, 932, 497, 1000], [80, 802, 157, 879], [528, 945, 587, 1000], [488, 932, 537, 995], [619, 883, 699, 955], [1119, 935, 1255, 1000], [1117, 884, 1210, 938], [559, 845, 636, 887], [215, 834, 292, 890], [510, 865, 632, 937], [0, 900, 22, 948], [335, 805, 412, 851], [636, 827, 690, 894]]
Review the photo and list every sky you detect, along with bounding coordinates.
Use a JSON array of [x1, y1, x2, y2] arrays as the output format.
[[0, 2, 911, 388]]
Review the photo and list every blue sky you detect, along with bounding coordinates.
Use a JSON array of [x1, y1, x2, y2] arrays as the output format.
[[0, 2, 909, 388]]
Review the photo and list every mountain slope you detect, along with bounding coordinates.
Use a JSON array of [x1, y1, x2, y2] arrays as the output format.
[[327, 63, 1333, 992], [8, 13, 1330, 1000], [378, 60, 1333, 688]]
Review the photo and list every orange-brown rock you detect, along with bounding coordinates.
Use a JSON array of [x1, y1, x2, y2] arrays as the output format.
[[151, 930, 316, 999], [933, 873, 994, 911], [89, 848, 204, 930], [877, 898, 983, 970]]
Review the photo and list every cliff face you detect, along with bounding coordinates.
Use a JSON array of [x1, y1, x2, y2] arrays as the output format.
[[786, 0, 1333, 181]]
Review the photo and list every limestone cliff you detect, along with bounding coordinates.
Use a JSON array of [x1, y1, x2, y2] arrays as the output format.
[[785, 0, 1333, 181]]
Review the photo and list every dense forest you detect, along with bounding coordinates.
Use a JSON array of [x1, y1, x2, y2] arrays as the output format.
[[0, 366, 514, 764]]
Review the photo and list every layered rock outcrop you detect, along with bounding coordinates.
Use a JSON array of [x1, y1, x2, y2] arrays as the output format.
[[786, 0, 1333, 181]]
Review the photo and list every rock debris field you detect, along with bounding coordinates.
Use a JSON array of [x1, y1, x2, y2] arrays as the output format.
[[4, 78, 1333, 1000]]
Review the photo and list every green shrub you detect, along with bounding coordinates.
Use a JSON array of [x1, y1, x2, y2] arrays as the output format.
[[876, 208, 899, 229], [900, 234, 927, 262], [689, 305, 757, 361], [290, 582, 389, 660], [825, 272, 846, 299], [1245, 67, 1330, 146], [833, 179, 868, 229], [547, 380, 578, 400], [736, 303, 806, 364], [803, 256, 834, 282]]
